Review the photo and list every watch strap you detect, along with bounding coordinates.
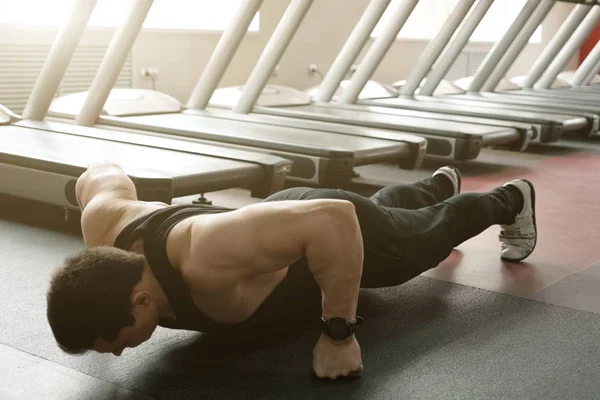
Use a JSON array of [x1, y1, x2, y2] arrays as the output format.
[[320, 316, 365, 340]]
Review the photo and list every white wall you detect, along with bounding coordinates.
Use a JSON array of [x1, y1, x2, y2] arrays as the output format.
[[0, 0, 580, 103]]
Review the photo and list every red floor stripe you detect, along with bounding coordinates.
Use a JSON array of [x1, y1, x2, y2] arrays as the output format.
[[425, 151, 600, 297]]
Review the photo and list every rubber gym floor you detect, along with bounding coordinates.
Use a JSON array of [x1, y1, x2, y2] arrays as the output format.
[[1, 137, 600, 400]]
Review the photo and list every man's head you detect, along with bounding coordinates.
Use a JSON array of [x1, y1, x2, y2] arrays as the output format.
[[47, 246, 160, 356]]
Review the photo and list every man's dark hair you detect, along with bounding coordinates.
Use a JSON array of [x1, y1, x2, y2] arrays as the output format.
[[47, 246, 145, 354]]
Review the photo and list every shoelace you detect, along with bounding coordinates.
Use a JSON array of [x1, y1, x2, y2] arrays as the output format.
[[499, 235, 534, 246], [499, 224, 535, 243]]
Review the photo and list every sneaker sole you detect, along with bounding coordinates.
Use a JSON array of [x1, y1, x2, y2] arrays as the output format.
[[449, 166, 462, 194], [501, 179, 537, 262]]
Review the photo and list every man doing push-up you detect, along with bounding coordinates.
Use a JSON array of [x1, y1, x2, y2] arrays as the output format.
[[46, 162, 536, 379]]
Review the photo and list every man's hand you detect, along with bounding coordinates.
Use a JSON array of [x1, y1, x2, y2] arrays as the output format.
[[312, 334, 363, 379]]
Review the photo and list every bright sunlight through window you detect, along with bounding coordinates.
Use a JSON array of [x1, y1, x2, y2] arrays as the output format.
[[373, 0, 542, 43], [0, 0, 259, 32]]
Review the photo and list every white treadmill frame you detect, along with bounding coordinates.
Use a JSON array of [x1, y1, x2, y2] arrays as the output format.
[[207, 0, 531, 159]]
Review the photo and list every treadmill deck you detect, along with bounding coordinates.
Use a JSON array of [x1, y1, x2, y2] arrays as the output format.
[[0, 124, 267, 207]]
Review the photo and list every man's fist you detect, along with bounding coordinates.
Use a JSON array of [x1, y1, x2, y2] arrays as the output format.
[[312, 333, 363, 379]]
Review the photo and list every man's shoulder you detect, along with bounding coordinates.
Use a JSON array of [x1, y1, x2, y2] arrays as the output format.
[[81, 199, 167, 247]]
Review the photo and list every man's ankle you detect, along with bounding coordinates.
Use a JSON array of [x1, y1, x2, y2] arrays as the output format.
[[504, 185, 524, 216]]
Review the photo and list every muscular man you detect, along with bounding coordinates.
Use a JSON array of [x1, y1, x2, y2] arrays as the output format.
[[46, 162, 535, 379]]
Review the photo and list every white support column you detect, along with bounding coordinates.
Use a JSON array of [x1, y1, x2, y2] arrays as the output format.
[[313, 0, 392, 103], [419, 0, 494, 96], [570, 39, 600, 85], [187, 0, 263, 110], [469, 0, 541, 92], [233, 0, 314, 114], [521, 3, 591, 88], [481, 0, 554, 92], [400, 0, 476, 97], [583, 57, 600, 84], [76, 0, 154, 126], [338, 0, 419, 104], [535, 6, 600, 89], [22, 0, 98, 120]]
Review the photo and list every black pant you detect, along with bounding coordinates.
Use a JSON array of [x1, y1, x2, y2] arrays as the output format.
[[264, 176, 521, 288]]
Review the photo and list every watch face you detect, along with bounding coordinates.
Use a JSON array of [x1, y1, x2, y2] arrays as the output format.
[[329, 320, 349, 340]]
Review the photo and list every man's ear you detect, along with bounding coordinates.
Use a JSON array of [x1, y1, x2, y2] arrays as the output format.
[[132, 291, 152, 308]]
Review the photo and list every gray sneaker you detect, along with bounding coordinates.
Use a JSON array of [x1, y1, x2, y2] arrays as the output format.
[[499, 179, 536, 262], [433, 166, 461, 196]]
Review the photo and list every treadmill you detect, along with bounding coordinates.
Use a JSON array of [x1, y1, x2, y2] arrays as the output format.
[[48, 0, 427, 189], [559, 54, 600, 89], [442, 1, 600, 135], [0, 0, 294, 210], [557, 51, 600, 91], [506, 1, 600, 101], [510, 1, 600, 94], [202, 0, 531, 161], [348, 0, 592, 142]]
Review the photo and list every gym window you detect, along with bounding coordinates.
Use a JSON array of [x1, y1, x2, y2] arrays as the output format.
[[0, 0, 259, 33], [372, 0, 542, 43]]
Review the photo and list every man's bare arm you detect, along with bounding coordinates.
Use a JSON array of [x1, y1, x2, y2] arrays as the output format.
[[303, 201, 363, 321], [295, 201, 364, 379], [76, 163, 138, 246]]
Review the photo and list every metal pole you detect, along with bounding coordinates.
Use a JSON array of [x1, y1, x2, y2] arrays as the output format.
[[76, 0, 154, 126], [313, 0, 392, 103], [419, 0, 494, 96], [583, 57, 600, 84], [22, 0, 98, 120], [338, 0, 419, 104], [187, 0, 263, 110], [400, 0, 476, 97], [481, 0, 554, 92], [469, 0, 541, 92], [570, 38, 600, 85], [233, 0, 314, 114], [535, 6, 600, 89], [521, 3, 591, 88]]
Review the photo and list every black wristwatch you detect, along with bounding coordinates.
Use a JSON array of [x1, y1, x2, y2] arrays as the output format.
[[320, 316, 365, 341]]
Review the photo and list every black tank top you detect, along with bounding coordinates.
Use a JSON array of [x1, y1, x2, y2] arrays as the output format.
[[114, 204, 323, 336], [113, 204, 235, 333]]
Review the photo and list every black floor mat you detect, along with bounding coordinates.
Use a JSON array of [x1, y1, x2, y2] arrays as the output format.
[[1, 219, 600, 400]]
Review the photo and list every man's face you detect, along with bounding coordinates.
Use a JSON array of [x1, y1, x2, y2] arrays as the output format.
[[93, 295, 158, 356]]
